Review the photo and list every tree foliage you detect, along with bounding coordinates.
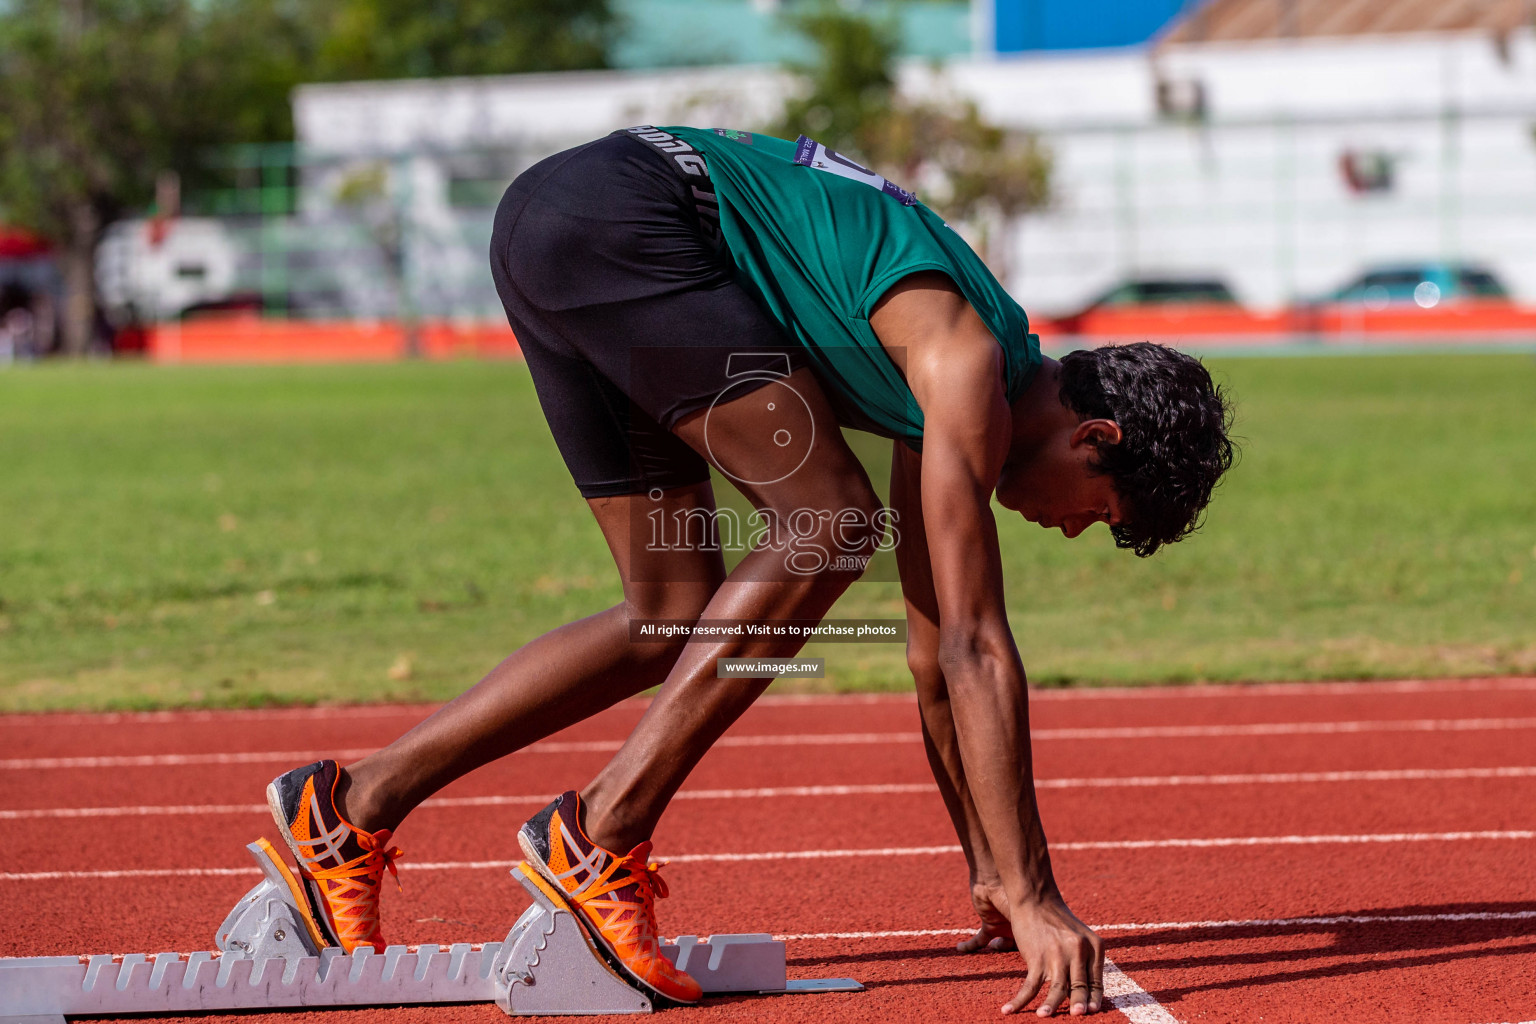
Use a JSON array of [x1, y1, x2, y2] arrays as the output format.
[[770, 4, 1051, 274], [0, 0, 276, 350], [774, 6, 899, 153], [311, 0, 614, 80], [0, 0, 617, 353]]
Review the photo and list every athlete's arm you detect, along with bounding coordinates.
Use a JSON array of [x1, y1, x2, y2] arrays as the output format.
[[890, 438, 1000, 887], [893, 438, 1031, 957], [873, 272, 1104, 1016]]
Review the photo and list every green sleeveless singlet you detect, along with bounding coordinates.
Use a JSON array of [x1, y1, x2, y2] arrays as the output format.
[[666, 126, 1041, 447]]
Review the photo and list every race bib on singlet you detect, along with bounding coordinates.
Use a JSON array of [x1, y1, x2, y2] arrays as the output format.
[[792, 135, 919, 206]]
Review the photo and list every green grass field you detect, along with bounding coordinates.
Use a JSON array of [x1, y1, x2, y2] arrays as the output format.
[[2, 353, 1533, 712]]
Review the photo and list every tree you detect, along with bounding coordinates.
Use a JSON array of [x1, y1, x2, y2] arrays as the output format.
[[309, 0, 615, 80], [770, 4, 1051, 277], [0, 0, 314, 353], [0, 0, 617, 356], [774, 6, 900, 154]]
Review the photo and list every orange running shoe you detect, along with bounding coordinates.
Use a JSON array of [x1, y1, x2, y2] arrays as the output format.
[[266, 760, 402, 953], [518, 791, 701, 1005]]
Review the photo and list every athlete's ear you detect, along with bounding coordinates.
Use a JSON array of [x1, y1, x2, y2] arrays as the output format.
[[1069, 418, 1122, 448]]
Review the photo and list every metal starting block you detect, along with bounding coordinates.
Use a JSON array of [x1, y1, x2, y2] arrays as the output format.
[[0, 838, 862, 1020]]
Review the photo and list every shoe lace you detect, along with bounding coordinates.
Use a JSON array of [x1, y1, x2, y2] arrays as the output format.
[[616, 842, 670, 902], [308, 828, 404, 938], [359, 828, 405, 889], [579, 840, 672, 954]]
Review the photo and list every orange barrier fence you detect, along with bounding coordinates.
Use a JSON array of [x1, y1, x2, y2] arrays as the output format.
[[148, 316, 521, 363], [1297, 303, 1536, 336], [1033, 300, 1536, 343], [1036, 305, 1289, 339], [150, 305, 1536, 364]]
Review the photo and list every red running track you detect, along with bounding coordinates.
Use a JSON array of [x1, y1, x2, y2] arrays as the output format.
[[2, 678, 1535, 1024]]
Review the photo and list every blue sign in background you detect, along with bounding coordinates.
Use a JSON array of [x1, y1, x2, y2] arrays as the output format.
[[993, 0, 1195, 53]]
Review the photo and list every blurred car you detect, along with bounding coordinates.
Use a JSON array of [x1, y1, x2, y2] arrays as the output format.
[[1291, 261, 1525, 337], [1319, 262, 1510, 310], [1043, 275, 1273, 338]]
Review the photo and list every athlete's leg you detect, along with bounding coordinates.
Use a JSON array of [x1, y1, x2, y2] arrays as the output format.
[[580, 366, 886, 851], [338, 480, 726, 833]]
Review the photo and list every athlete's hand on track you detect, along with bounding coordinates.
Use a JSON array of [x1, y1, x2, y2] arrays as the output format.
[[957, 880, 1105, 1016]]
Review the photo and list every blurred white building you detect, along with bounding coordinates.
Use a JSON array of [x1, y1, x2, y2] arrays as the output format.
[[292, 19, 1536, 316]]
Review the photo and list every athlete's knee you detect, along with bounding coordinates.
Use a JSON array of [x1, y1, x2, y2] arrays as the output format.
[[623, 580, 716, 624], [751, 482, 883, 581], [615, 588, 711, 672], [822, 489, 886, 561], [777, 479, 883, 551]]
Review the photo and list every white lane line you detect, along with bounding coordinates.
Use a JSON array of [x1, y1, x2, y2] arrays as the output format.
[[1103, 958, 1179, 1024], [1033, 717, 1536, 741], [0, 802, 272, 820], [0, 749, 381, 770], [1038, 766, 1536, 788], [0, 705, 441, 726], [0, 783, 938, 820], [782, 927, 975, 940], [1093, 909, 1536, 932], [1, 867, 261, 880], [5, 830, 1531, 881], [713, 732, 917, 749], [1028, 677, 1536, 701], [1053, 831, 1535, 851], [0, 692, 917, 727], [663, 845, 962, 864], [0, 733, 913, 769], [9, 716, 1536, 770], [776, 908, 1536, 941], [9, 767, 1536, 820]]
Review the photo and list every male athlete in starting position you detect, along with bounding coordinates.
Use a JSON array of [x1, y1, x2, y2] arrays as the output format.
[[264, 126, 1234, 1017]]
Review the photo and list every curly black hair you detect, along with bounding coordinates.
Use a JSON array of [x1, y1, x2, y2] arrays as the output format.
[[1058, 343, 1236, 557]]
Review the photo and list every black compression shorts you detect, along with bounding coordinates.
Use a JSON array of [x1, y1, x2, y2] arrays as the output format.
[[489, 131, 806, 499]]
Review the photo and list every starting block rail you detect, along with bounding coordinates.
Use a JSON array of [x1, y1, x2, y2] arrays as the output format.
[[0, 840, 862, 1018]]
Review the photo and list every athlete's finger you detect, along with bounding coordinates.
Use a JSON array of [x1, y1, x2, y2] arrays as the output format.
[[958, 927, 995, 953], [1088, 941, 1105, 1013], [1003, 967, 1044, 1015], [989, 934, 1017, 952], [1068, 946, 1092, 1016], [1036, 964, 1070, 1017]]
